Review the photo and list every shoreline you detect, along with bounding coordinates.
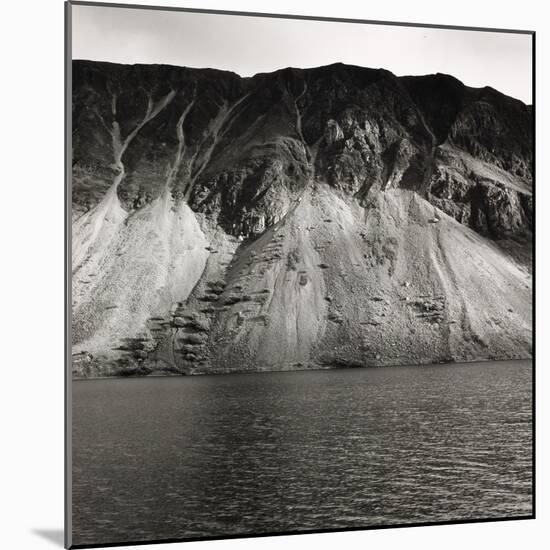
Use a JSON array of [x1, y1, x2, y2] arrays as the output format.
[[71, 356, 532, 381]]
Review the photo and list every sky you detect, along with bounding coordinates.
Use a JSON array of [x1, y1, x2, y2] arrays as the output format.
[[71, 4, 533, 104]]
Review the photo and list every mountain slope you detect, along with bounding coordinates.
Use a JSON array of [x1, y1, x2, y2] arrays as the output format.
[[71, 61, 532, 377]]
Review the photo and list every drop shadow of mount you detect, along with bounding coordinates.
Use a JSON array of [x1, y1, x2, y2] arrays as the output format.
[[32, 528, 64, 547]]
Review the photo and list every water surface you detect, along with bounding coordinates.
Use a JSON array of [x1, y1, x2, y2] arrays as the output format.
[[72, 360, 532, 545]]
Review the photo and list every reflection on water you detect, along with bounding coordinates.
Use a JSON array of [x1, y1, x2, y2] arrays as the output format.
[[72, 360, 532, 546]]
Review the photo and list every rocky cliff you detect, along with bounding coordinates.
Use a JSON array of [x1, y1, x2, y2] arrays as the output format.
[[71, 61, 533, 377]]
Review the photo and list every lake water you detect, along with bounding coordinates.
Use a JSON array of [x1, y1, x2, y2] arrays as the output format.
[[72, 360, 532, 546]]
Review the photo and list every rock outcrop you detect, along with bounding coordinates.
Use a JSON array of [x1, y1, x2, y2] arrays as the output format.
[[71, 61, 532, 377]]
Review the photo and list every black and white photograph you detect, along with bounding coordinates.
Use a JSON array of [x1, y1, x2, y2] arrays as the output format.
[[66, 1, 533, 547]]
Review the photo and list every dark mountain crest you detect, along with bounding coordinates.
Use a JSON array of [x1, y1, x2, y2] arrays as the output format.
[[72, 60, 532, 241]]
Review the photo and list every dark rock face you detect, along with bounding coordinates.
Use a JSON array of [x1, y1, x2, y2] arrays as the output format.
[[428, 145, 532, 239], [401, 74, 532, 241], [73, 61, 532, 240], [71, 61, 532, 377]]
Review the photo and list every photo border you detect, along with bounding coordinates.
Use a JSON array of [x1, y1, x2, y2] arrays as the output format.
[[64, 2, 536, 548]]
